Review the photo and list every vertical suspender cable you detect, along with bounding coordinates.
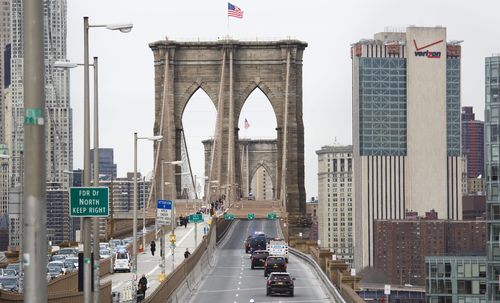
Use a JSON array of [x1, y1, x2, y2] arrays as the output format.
[[227, 48, 234, 205], [280, 48, 291, 212], [148, 50, 170, 206], [207, 47, 226, 203]]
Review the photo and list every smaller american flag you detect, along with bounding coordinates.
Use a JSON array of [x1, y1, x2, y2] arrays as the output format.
[[244, 118, 250, 129], [228, 2, 244, 19]]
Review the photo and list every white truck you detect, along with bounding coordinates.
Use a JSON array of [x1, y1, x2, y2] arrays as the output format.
[[267, 239, 288, 262]]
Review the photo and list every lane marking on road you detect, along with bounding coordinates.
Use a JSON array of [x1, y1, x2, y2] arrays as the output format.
[[147, 265, 159, 277], [111, 281, 123, 290], [196, 287, 263, 293], [235, 293, 239, 297]]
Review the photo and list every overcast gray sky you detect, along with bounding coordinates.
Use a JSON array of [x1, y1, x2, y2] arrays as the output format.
[[67, 0, 500, 198]]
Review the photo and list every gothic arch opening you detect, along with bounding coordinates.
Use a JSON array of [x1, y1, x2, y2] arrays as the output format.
[[237, 86, 277, 139], [238, 87, 278, 200], [181, 87, 217, 199]]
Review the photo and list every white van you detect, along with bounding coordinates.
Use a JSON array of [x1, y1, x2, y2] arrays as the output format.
[[113, 251, 131, 272], [267, 239, 289, 262]]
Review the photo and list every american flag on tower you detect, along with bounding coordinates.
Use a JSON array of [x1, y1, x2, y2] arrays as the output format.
[[244, 118, 250, 129], [228, 2, 244, 19]]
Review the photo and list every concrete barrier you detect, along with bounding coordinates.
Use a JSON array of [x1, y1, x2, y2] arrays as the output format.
[[0, 281, 112, 303]]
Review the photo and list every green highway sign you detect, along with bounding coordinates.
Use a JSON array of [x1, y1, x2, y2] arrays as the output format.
[[248, 213, 255, 220], [224, 213, 235, 220], [267, 212, 277, 220], [70, 187, 109, 217], [189, 213, 203, 223]]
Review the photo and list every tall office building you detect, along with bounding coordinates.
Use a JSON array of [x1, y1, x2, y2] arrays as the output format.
[[9, 0, 72, 189], [46, 182, 70, 244], [90, 148, 118, 180], [0, 145, 8, 250], [316, 144, 354, 266], [462, 106, 484, 180], [485, 56, 500, 300], [0, 0, 10, 143], [352, 26, 462, 270]]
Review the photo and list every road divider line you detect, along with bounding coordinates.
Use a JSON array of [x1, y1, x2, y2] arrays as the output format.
[[147, 264, 160, 277], [111, 281, 123, 290]]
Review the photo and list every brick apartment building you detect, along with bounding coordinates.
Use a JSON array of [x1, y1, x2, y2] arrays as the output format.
[[373, 210, 485, 286]]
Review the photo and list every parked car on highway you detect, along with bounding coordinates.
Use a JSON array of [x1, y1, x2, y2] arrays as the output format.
[[264, 256, 287, 277], [100, 242, 110, 250], [266, 272, 295, 297], [0, 276, 19, 292], [0, 268, 17, 276], [115, 245, 128, 253], [5, 263, 20, 272], [57, 247, 78, 258], [113, 251, 131, 272], [63, 258, 77, 272], [65, 257, 79, 269], [109, 238, 123, 249], [251, 250, 269, 269], [100, 249, 111, 259], [47, 261, 68, 275], [51, 254, 66, 261], [47, 266, 63, 280]]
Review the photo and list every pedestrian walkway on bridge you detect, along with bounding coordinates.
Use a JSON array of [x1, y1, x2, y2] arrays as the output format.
[[102, 215, 210, 301]]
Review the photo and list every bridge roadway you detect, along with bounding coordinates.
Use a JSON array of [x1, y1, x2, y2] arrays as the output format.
[[188, 219, 333, 303]]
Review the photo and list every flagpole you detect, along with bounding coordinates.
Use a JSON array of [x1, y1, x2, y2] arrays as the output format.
[[227, 15, 230, 39]]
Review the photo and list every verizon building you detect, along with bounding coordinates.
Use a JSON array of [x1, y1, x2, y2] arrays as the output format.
[[351, 26, 462, 270]]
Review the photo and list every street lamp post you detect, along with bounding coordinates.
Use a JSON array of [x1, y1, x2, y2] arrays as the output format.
[[160, 160, 182, 273], [133, 133, 162, 285], [141, 176, 147, 257], [82, 18, 132, 303], [23, 0, 47, 300], [56, 57, 102, 299]]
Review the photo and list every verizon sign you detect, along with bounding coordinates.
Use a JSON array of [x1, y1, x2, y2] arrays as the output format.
[[413, 39, 443, 58]]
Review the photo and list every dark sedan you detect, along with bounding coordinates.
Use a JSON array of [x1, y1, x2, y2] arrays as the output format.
[[266, 272, 295, 297], [250, 250, 269, 269]]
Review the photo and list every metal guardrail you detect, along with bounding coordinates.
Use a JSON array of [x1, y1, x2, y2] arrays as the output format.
[[288, 246, 347, 303]]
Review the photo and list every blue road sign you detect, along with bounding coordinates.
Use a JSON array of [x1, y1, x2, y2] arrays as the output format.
[[157, 200, 173, 225], [157, 200, 172, 209]]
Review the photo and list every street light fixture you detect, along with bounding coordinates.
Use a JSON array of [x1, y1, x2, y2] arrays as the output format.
[[133, 133, 162, 285], [82, 17, 133, 303], [104, 23, 133, 33]]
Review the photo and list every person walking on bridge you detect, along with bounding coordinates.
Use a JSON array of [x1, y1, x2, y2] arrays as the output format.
[[184, 248, 191, 259], [137, 274, 148, 302], [150, 240, 156, 256]]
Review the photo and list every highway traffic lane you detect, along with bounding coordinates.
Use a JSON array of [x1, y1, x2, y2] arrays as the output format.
[[189, 219, 332, 303]]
